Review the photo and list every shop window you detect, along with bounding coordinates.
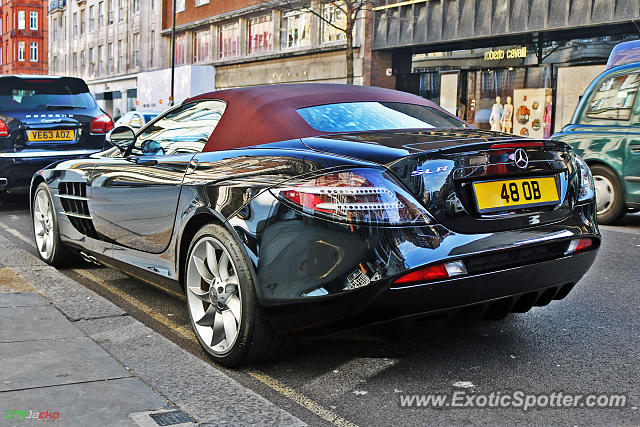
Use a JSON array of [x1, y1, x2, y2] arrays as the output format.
[[248, 14, 272, 54], [281, 10, 310, 49], [321, 3, 346, 43], [219, 22, 239, 59], [193, 29, 210, 63], [586, 73, 640, 121]]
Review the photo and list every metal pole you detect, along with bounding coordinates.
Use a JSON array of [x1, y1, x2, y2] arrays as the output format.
[[170, 0, 177, 106]]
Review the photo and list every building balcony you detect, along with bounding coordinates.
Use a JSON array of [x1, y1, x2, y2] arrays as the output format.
[[49, 0, 66, 13]]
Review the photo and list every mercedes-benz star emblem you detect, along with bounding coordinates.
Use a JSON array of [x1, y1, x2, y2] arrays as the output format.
[[514, 148, 529, 169]]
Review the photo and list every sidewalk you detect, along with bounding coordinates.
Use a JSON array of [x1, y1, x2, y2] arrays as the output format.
[[0, 231, 304, 427], [0, 289, 183, 426]]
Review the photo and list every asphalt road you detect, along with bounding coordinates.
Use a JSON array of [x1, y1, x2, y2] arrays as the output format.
[[1, 198, 639, 426]]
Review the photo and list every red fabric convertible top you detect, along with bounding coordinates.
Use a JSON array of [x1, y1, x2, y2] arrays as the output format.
[[186, 84, 446, 152]]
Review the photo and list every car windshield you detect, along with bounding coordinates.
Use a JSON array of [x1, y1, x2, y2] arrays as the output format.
[[0, 77, 96, 112], [143, 113, 159, 122], [297, 102, 466, 133]]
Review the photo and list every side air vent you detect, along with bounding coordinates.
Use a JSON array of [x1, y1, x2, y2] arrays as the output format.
[[57, 182, 97, 238]]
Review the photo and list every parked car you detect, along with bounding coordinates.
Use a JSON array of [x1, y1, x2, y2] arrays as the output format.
[[0, 75, 113, 200], [552, 40, 640, 224], [31, 84, 599, 366], [115, 111, 161, 130]]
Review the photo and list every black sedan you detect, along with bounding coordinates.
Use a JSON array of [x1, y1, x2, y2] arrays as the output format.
[[1, 75, 113, 199], [30, 84, 600, 366]]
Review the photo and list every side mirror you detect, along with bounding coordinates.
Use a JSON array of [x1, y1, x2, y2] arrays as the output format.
[[106, 126, 136, 152]]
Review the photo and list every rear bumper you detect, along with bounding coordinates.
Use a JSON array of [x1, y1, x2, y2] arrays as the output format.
[[246, 201, 600, 333], [267, 248, 597, 334], [0, 150, 99, 193]]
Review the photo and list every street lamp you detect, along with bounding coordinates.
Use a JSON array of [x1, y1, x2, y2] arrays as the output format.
[[170, 0, 176, 106]]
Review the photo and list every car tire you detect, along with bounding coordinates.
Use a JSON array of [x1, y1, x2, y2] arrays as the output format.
[[590, 164, 625, 225], [184, 223, 291, 367], [32, 183, 78, 267]]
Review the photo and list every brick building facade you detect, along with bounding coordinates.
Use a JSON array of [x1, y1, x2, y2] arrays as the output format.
[[159, 0, 365, 96], [0, 0, 48, 74]]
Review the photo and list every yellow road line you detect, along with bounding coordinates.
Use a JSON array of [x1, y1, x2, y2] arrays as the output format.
[[0, 221, 185, 300], [245, 370, 359, 427], [75, 269, 357, 427], [0, 221, 359, 427], [73, 268, 197, 341]]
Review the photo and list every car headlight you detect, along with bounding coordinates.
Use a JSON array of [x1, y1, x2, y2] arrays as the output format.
[[271, 168, 433, 225], [574, 154, 595, 202]]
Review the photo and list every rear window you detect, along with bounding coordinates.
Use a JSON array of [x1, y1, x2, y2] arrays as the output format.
[[297, 102, 466, 133], [586, 73, 640, 121], [0, 77, 96, 112]]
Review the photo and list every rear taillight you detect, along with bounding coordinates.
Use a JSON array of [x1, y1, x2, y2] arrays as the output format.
[[574, 154, 595, 202], [272, 168, 432, 225], [565, 238, 594, 255], [393, 261, 466, 286], [90, 114, 114, 134], [0, 120, 8, 137]]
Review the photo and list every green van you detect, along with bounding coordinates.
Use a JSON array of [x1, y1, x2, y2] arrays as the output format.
[[553, 41, 640, 224]]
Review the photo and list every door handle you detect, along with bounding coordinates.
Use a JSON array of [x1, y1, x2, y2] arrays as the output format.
[[136, 159, 158, 166]]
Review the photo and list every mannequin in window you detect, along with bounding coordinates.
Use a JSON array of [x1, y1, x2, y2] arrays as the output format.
[[543, 94, 553, 139], [489, 96, 503, 132], [501, 96, 513, 133]]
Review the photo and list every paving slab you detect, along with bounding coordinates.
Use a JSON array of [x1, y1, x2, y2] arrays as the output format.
[[76, 317, 306, 426], [1, 377, 170, 427], [0, 292, 48, 308], [0, 305, 83, 343], [0, 336, 132, 392], [15, 266, 127, 321]]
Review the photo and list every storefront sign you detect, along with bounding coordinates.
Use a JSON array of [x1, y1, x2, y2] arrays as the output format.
[[484, 46, 527, 61]]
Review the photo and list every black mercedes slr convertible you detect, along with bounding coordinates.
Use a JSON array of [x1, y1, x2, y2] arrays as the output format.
[[30, 84, 600, 366]]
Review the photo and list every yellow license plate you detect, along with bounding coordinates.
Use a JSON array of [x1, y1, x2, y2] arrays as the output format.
[[473, 176, 559, 213], [28, 129, 75, 142]]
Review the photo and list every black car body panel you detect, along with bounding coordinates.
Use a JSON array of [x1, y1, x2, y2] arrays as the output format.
[[0, 75, 110, 194], [30, 85, 600, 336]]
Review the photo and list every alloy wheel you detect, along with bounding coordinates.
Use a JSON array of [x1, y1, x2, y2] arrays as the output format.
[[186, 237, 242, 355], [33, 189, 55, 260], [593, 174, 614, 216]]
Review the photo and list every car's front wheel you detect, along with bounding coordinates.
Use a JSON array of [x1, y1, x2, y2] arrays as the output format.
[[184, 223, 291, 367], [32, 183, 76, 267], [591, 164, 625, 225]]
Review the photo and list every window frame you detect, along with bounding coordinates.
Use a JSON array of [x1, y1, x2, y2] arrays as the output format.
[[130, 99, 228, 157], [29, 11, 38, 30], [17, 10, 25, 30], [17, 41, 25, 61], [584, 72, 640, 123], [29, 42, 37, 62]]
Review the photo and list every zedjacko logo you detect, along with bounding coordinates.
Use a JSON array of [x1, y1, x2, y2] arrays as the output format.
[[5, 409, 61, 423]]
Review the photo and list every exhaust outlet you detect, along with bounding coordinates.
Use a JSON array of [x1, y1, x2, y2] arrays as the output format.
[[79, 251, 101, 266]]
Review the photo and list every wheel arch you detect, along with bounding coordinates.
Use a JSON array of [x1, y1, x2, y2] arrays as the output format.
[[29, 174, 46, 211], [176, 210, 259, 294]]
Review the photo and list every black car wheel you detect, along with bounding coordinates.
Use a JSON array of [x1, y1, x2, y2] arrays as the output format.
[[591, 164, 625, 225], [184, 223, 291, 367], [32, 183, 77, 267]]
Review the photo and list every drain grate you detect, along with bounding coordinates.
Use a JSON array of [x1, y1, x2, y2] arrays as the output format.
[[149, 410, 195, 426]]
